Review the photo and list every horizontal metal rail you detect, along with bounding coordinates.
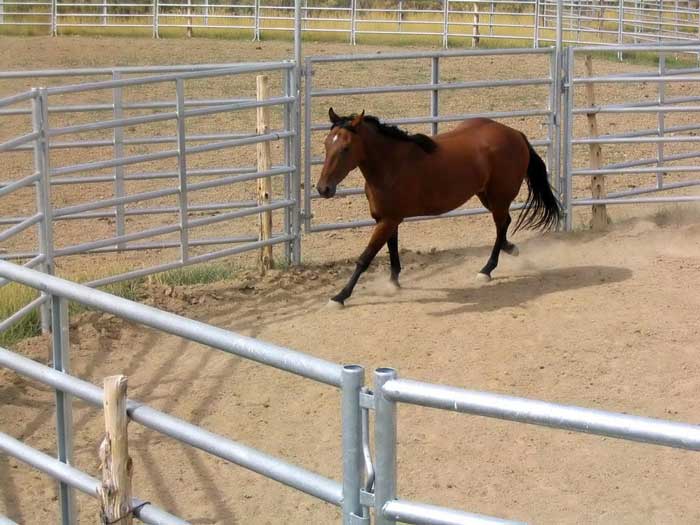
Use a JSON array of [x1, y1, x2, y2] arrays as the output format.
[[0, 132, 40, 153], [0, 346, 343, 505], [53, 199, 293, 257], [0, 91, 36, 109], [573, 165, 700, 176], [573, 75, 700, 84], [309, 110, 552, 132], [44, 62, 293, 96], [0, 173, 40, 199], [382, 379, 700, 451], [0, 261, 342, 386], [312, 78, 551, 98], [0, 213, 43, 243], [572, 195, 700, 205], [0, 431, 188, 525], [307, 48, 553, 64], [382, 499, 523, 525], [0, 294, 48, 333], [573, 135, 700, 145]]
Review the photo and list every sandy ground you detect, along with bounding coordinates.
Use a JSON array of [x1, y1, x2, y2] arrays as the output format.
[[1, 35, 700, 524], [2, 209, 700, 524]]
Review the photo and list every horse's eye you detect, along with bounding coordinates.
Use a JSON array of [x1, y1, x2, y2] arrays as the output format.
[[341, 146, 350, 154]]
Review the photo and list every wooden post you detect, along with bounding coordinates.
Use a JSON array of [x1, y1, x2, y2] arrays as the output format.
[[584, 54, 609, 230], [472, 2, 480, 47], [256, 75, 273, 272], [99, 375, 133, 525]]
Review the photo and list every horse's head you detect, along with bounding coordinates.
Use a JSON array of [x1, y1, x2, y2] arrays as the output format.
[[316, 108, 365, 198]]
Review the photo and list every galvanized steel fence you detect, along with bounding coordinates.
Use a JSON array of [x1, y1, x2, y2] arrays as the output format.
[[2, 260, 700, 524], [0, 61, 302, 285], [1, 0, 700, 46], [2, 42, 700, 346], [303, 46, 560, 233]]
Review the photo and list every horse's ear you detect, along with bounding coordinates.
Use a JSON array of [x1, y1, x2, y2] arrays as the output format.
[[329, 107, 341, 124], [351, 110, 365, 127]]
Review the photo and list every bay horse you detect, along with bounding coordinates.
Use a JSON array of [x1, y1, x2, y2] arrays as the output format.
[[316, 108, 561, 307]]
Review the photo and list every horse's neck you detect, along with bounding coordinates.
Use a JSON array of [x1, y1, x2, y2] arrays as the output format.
[[357, 129, 407, 189]]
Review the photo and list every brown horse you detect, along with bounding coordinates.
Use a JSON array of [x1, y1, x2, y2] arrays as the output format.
[[316, 108, 561, 307]]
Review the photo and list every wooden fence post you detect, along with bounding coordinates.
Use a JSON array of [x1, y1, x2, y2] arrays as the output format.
[[472, 2, 480, 47], [256, 75, 273, 272], [99, 375, 132, 525], [584, 54, 609, 230]]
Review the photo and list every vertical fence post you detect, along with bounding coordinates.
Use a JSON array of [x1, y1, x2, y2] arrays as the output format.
[[112, 73, 126, 252], [471, 1, 479, 47], [0, 0, 4, 26], [556, 0, 562, 50], [584, 54, 608, 231], [175, 79, 190, 265], [31, 90, 54, 334], [282, 69, 293, 265], [430, 56, 439, 136], [657, 52, 666, 190], [102, 0, 107, 25], [99, 375, 132, 525], [292, 0, 302, 264], [534, 0, 540, 47], [548, 48, 560, 201], [51, 0, 56, 35], [302, 59, 313, 236], [186, 0, 192, 37], [254, 0, 260, 41], [617, 0, 624, 54], [152, 0, 159, 38], [374, 368, 397, 525], [398, 0, 403, 31], [350, 0, 357, 45], [341, 365, 365, 524], [204, 0, 208, 25], [51, 295, 76, 525], [563, 47, 574, 231], [256, 75, 274, 272], [442, 0, 449, 48]]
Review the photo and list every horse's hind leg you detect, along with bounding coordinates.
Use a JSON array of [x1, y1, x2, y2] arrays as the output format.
[[477, 192, 517, 257], [476, 206, 511, 282], [501, 214, 518, 256], [387, 228, 401, 288]]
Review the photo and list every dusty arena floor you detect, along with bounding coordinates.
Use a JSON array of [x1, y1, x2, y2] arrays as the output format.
[[1, 35, 700, 524]]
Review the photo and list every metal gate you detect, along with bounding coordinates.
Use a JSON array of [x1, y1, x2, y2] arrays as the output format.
[[562, 44, 700, 230], [303, 47, 561, 234]]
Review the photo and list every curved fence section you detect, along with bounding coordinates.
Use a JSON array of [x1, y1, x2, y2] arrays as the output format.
[[2, 261, 700, 524]]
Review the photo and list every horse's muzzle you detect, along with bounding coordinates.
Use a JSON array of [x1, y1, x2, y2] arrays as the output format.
[[316, 184, 336, 198]]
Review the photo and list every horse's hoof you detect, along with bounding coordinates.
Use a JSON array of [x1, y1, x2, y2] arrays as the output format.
[[326, 299, 344, 310], [507, 245, 519, 257], [475, 272, 492, 283]]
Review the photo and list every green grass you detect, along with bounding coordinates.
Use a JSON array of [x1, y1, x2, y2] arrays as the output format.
[[0, 261, 244, 347], [0, 283, 41, 348], [148, 263, 240, 287]]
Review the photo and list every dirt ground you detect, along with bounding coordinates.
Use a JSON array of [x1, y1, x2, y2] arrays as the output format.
[[2, 209, 700, 524], [1, 35, 700, 525]]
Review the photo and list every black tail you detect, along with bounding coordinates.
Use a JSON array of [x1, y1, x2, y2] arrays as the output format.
[[512, 136, 562, 233]]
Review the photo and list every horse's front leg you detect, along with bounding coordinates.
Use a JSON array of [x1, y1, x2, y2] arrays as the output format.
[[330, 219, 399, 307]]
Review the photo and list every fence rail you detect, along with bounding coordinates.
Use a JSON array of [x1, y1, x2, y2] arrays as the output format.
[[2, 0, 700, 47], [4, 261, 699, 524]]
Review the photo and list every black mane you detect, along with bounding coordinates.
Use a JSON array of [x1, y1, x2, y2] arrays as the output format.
[[334, 114, 438, 153]]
